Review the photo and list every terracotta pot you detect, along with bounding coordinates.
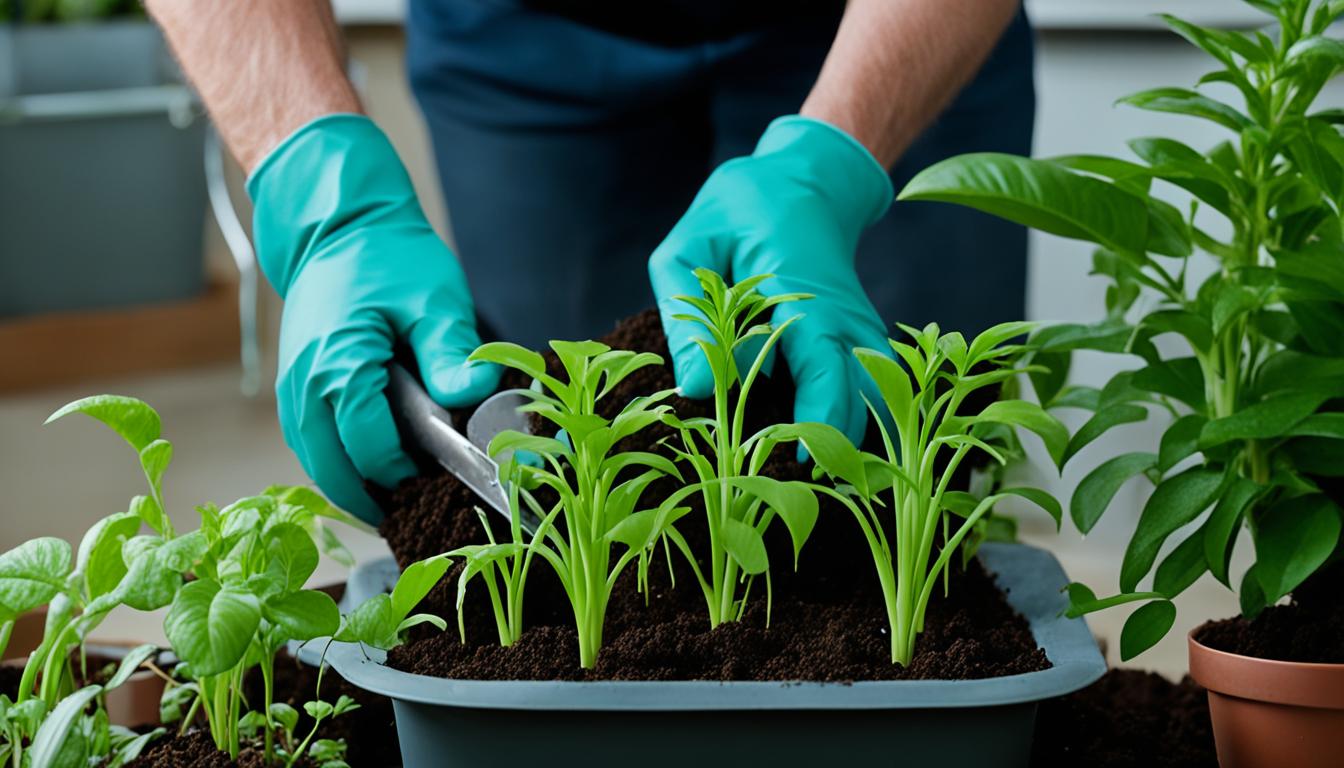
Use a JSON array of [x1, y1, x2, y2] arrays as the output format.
[[1188, 633, 1344, 768], [84, 642, 169, 727]]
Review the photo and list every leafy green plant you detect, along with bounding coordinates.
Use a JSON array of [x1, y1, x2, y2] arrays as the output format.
[[659, 269, 819, 627], [236, 669, 359, 768], [335, 553, 450, 651], [34, 396, 358, 762], [0, 646, 163, 768], [466, 340, 681, 668], [899, 0, 1344, 658], [783, 323, 1067, 665]]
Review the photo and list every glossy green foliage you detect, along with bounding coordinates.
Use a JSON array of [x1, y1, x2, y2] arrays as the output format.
[[901, 0, 1344, 659]]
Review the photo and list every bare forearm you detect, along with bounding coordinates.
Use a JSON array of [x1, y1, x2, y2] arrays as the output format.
[[802, 0, 1020, 167], [146, 0, 361, 173]]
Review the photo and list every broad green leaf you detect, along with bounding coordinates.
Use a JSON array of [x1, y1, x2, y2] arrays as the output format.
[[28, 685, 100, 768], [164, 580, 261, 676], [854, 347, 912, 423], [1288, 35, 1344, 68], [1205, 478, 1261, 587], [1065, 404, 1148, 465], [1064, 582, 1099, 617], [45, 395, 160, 452], [1200, 391, 1329, 449], [1254, 494, 1342, 602], [0, 538, 72, 620], [1140, 310, 1213, 355], [1119, 87, 1252, 133], [1288, 299, 1344, 357], [898, 153, 1149, 254], [1046, 154, 1153, 195], [974, 400, 1069, 468], [767, 422, 868, 493], [263, 523, 320, 593], [1072, 453, 1157, 534], [997, 487, 1063, 530], [104, 644, 157, 691], [139, 439, 172, 496], [720, 518, 768, 575], [729, 477, 818, 566], [263, 589, 340, 641], [1157, 414, 1207, 473], [270, 702, 299, 734], [128, 495, 166, 536], [1028, 350, 1071, 407], [1282, 412, 1344, 439], [390, 556, 451, 619], [1120, 600, 1176, 661], [115, 537, 179, 611], [1120, 468, 1224, 592], [1132, 357, 1206, 410], [76, 513, 139, 601], [1153, 527, 1208, 598], [157, 531, 208, 573], [468, 342, 548, 382], [334, 594, 399, 650], [1144, 196, 1193, 257], [1240, 564, 1267, 618], [487, 431, 571, 462]]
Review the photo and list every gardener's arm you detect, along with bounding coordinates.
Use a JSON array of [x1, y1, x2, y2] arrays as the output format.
[[147, 0, 499, 522], [802, 0, 1019, 166], [650, 0, 1020, 448], [146, 0, 360, 173]]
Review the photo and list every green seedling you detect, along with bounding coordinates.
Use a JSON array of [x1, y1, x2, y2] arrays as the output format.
[[467, 340, 680, 668], [785, 322, 1067, 665], [660, 268, 819, 627], [900, 0, 1344, 658]]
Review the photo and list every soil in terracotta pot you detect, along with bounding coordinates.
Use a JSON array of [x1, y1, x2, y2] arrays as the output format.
[[1193, 559, 1344, 664], [1030, 668, 1216, 768], [377, 309, 1049, 682], [127, 650, 398, 768]]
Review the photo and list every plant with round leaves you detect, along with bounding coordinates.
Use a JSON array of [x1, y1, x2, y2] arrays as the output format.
[[899, 0, 1344, 658], [34, 395, 359, 762], [466, 339, 681, 668], [783, 322, 1067, 665]]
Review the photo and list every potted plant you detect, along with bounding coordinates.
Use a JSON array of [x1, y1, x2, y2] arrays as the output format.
[[327, 271, 1104, 768], [0, 396, 369, 766], [898, 0, 1344, 763], [0, 0, 207, 318]]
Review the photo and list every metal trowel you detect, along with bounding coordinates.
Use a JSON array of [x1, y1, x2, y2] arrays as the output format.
[[385, 362, 541, 533]]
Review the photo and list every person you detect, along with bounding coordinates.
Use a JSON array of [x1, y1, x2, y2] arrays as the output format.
[[146, 0, 1034, 522]]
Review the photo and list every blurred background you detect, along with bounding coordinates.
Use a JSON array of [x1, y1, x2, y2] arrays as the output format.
[[1, 0, 1338, 676]]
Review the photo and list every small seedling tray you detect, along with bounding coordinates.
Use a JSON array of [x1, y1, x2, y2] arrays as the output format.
[[330, 543, 1104, 768]]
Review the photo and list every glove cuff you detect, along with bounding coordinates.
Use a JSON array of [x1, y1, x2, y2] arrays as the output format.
[[755, 115, 894, 233], [246, 114, 427, 297]]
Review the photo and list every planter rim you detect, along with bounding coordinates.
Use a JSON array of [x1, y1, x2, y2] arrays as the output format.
[[327, 542, 1105, 711], [1188, 633, 1344, 710]]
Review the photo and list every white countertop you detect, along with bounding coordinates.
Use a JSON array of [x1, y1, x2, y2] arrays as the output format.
[[332, 0, 1275, 29]]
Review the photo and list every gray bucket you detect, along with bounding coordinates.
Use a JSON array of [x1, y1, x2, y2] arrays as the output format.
[[0, 20, 207, 318], [329, 542, 1105, 768]]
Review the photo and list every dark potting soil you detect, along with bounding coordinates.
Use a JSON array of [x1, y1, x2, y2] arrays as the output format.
[[379, 309, 1047, 682], [1030, 669, 1216, 768], [0, 665, 23, 700], [126, 651, 398, 768], [1193, 559, 1344, 664]]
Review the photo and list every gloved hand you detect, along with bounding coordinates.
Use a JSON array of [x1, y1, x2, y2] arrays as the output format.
[[649, 115, 895, 446], [249, 114, 499, 522]]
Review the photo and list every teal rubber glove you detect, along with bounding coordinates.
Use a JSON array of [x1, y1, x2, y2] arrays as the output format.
[[649, 115, 895, 446], [248, 114, 500, 522]]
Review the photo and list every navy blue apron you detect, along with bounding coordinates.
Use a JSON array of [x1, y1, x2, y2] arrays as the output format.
[[406, 0, 1036, 348]]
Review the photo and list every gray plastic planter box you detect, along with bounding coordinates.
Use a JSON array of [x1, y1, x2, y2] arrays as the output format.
[[329, 542, 1104, 768], [0, 20, 207, 318]]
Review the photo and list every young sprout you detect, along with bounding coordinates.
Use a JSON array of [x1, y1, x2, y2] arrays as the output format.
[[660, 268, 819, 627], [785, 322, 1067, 665], [467, 340, 680, 668]]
